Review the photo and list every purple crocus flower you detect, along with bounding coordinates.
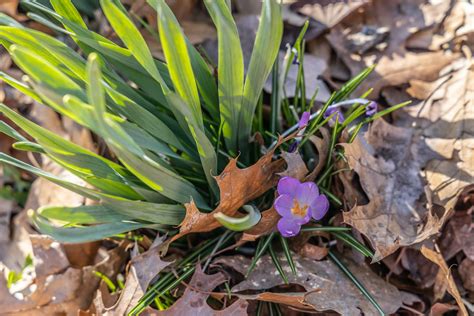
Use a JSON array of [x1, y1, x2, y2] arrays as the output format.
[[289, 111, 311, 152], [323, 107, 345, 126], [274, 177, 330, 237], [298, 111, 310, 128], [365, 101, 378, 116]]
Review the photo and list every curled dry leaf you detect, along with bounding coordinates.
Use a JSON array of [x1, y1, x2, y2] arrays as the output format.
[[171, 137, 293, 242], [0, 0, 26, 21], [0, 236, 126, 315], [227, 292, 310, 311], [299, 243, 329, 260], [277, 150, 309, 180], [304, 128, 330, 182], [216, 252, 402, 315], [429, 302, 459, 316], [420, 246, 469, 316], [342, 119, 448, 261], [326, 0, 457, 98], [405, 58, 474, 214], [295, 0, 369, 29], [95, 236, 172, 315], [458, 258, 474, 292], [438, 210, 473, 262], [150, 264, 248, 316]]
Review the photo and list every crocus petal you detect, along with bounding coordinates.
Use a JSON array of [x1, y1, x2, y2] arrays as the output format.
[[274, 194, 293, 217], [298, 111, 310, 128], [277, 218, 301, 237], [324, 107, 345, 125], [277, 176, 300, 196], [293, 212, 311, 225], [310, 194, 330, 220], [366, 101, 377, 116], [296, 181, 319, 205]]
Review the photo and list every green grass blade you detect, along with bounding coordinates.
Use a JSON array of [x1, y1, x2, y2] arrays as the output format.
[[31, 211, 157, 243], [239, 0, 283, 153], [39, 205, 133, 225], [51, 0, 88, 29], [0, 121, 28, 142], [102, 197, 185, 225], [268, 245, 288, 284], [99, 0, 167, 87], [149, 0, 203, 126], [246, 232, 276, 277], [279, 234, 296, 275], [328, 251, 384, 316], [204, 0, 244, 153], [332, 231, 373, 258]]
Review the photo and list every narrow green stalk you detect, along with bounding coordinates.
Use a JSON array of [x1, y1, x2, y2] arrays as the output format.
[[328, 251, 384, 316], [270, 55, 280, 134], [332, 231, 373, 257], [246, 232, 276, 277], [268, 245, 288, 284], [279, 234, 296, 275]]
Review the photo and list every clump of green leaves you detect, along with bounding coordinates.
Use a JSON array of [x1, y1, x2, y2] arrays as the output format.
[[0, 0, 282, 241]]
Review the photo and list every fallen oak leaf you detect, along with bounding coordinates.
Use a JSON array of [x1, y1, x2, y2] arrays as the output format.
[[277, 150, 309, 179], [295, 0, 369, 29], [405, 58, 474, 214], [0, 236, 126, 315], [94, 235, 173, 315], [152, 264, 248, 316], [420, 245, 469, 316], [341, 119, 448, 262], [221, 292, 311, 311], [299, 243, 329, 261], [0, 0, 26, 21], [325, 0, 457, 98], [170, 135, 295, 242], [304, 128, 331, 182], [215, 252, 403, 315], [458, 258, 474, 292]]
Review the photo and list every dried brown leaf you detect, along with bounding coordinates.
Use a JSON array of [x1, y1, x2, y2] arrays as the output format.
[[420, 245, 469, 316], [405, 58, 474, 213], [459, 258, 474, 292], [430, 302, 459, 316], [240, 207, 279, 242], [0, 0, 25, 21], [95, 236, 172, 315], [153, 264, 248, 316], [304, 128, 330, 182], [299, 243, 328, 260], [171, 138, 290, 242], [326, 0, 457, 98], [277, 151, 309, 179], [342, 119, 448, 261], [228, 292, 311, 311], [295, 0, 369, 29], [0, 236, 126, 315], [216, 252, 402, 315]]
